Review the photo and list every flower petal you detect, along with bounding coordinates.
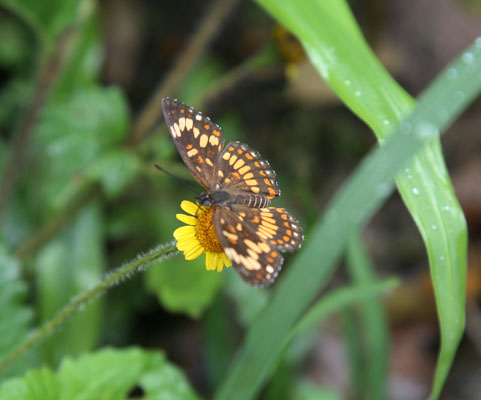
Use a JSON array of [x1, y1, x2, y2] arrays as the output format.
[[185, 244, 204, 260], [222, 253, 232, 268], [177, 235, 201, 251], [205, 252, 216, 271], [216, 254, 224, 272], [173, 225, 195, 240], [180, 200, 199, 215], [176, 213, 197, 225]]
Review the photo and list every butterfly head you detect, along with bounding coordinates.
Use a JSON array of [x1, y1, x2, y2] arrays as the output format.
[[197, 192, 213, 206]]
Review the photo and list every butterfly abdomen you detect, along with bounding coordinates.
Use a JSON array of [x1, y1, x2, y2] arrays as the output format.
[[211, 191, 270, 208]]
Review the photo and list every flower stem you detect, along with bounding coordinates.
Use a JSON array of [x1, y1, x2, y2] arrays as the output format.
[[0, 240, 178, 376]]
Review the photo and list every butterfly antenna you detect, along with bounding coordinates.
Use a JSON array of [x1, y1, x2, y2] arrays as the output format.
[[154, 164, 201, 195]]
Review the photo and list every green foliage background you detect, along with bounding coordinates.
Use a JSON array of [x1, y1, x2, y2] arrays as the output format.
[[0, 0, 480, 399]]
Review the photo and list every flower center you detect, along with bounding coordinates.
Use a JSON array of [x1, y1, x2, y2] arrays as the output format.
[[195, 206, 224, 253]]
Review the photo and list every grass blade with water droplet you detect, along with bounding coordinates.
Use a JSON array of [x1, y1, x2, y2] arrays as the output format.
[[214, 4, 481, 396]]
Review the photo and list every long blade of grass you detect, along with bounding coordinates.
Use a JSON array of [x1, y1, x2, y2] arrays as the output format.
[[291, 279, 399, 340], [250, 1, 468, 397], [214, 38, 481, 400], [346, 233, 389, 400]]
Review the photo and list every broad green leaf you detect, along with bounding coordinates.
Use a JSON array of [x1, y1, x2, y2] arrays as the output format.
[[85, 149, 140, 199], [0, 347, 200, 400], [51, 5, 103, 97], [0, 0, 90, 45], [35, 201, 104, 366], [31, 86, 129, 213], [214, 38, 481, 400], [254, 1, 467, 397], [146, 256, 222, 318], [0, 243, 35, 378]]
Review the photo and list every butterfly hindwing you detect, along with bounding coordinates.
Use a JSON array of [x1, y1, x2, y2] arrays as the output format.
[[213, 205, 303, 287], [162, 97, 224, 190], [216, 141, 280, 200], [251, 206, 304, 251]]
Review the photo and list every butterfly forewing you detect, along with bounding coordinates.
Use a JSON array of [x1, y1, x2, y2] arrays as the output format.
[[162, 97, 224, 190], [213, 205, 303, 287], [216, 141, 280, 200]]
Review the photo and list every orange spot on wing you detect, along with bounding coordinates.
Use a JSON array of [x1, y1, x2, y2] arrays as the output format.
[[232, 172, 241, 179], [197, 155, 204, 163], [270, 251, 278, 257], [264, 178, 271, 186], [283, 236, 289, 242], [237, 149, 243, 154], [268, 188, 277, 196], [259, 170, 266, 176], [245, 153, 254, 160], [252, 216, 260, 223], [286, 229, 292, 236], [180, 108, 185, 114], [281, 214, 288, 220], [228, 146, 234, 151], [213, 129, 221, 137], [254, 161, 261, 167], [204, 124, 210, 130], [284, 221, 290, 227], [270, 240, 277, 245], [186, 144, 193, 150], [268, 257, 274, 263]]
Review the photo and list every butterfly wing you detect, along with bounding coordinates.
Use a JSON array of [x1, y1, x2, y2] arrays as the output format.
[[162, 97, 224, 190], [213, 205, 303, 287], [215, 141, 280, 200]]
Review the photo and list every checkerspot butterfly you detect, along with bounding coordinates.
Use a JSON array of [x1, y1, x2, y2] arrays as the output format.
[[162, 97, 303, 287]]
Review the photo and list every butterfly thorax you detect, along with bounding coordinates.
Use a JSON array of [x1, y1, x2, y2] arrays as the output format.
[[196, 190, 270, 208]]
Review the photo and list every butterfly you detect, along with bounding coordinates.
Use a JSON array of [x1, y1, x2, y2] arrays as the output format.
[[162, 97, 303, 287]]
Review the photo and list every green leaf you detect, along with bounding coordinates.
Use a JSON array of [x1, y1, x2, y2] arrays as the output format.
[[51, 6, 103, 97], [250, 1, 468, 397], [0, 347, 200, 400], [214, 36, 481, 400], [145, 256, 222, 318], [0, 0, 90, 45], [35, 201, 104, 366], [0, 243, 35, 378], [32, 86, 129, 212], [85, 149, 140, 198]]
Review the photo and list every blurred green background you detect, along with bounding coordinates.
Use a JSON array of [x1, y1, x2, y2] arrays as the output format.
[[1, 0, 481, 399]]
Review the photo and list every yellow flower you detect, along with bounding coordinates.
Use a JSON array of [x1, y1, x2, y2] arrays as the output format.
[[173, 200, 232, 272]]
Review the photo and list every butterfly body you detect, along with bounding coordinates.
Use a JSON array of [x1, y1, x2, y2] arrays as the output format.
[[162, 97, 303, 287], [197, 189, 271, 208]]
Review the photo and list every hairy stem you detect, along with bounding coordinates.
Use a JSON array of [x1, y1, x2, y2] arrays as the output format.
[[0, 241, 178, 375]]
